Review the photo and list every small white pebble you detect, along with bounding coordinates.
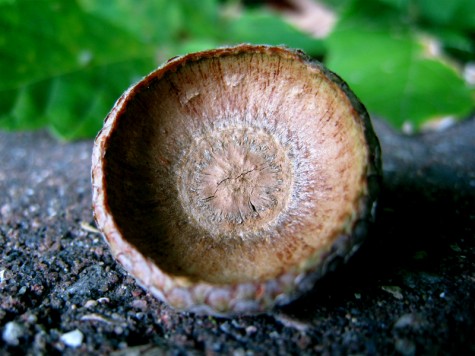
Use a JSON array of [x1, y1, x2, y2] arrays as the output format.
[[0, 270, 5, 283], [80, 313, 111, 324], [245, 325, 257, 335], [464, 62, 475, 85], [131, 299, 147, 310], [60, 329, 84, 348], [2, 321, 24, 346], [0, 204, 11, 218], [84, 300, 97, 308], [80, 221, 100, 234], [381, 285, 404, 300], [114, 326, 124, 335], [274, 313, 309, 331], [402, 122, 414, 135], [394, 313, 417, 329], [232, 348, 246, 356], [26, 314, 38, 323]]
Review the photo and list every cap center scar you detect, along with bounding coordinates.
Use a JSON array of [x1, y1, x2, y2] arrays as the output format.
[[178, 127, 293, 237]]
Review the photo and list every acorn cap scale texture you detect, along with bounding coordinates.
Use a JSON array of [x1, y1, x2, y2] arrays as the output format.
[[91, 45, 382, 315]]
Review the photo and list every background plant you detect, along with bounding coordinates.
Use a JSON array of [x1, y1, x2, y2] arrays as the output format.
[[0, 0, 473, 140]]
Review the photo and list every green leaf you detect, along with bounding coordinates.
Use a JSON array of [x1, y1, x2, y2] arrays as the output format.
[[416, 0, 475, 30], [78, 0, 222, 45], [3, 0, 472, 139], [227, 9, 325, 57], [0, 0, 158, 139], [326, 28, 474, 129], [337, 0, 407, 29], [340, 0, 475, 60], [77, 0, 176, 44]]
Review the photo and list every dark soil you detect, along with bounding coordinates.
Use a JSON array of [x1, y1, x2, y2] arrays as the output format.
[[1, 117, 474, 355]]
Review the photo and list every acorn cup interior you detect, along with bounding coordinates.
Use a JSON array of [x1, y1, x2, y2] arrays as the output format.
[[96, 46, 375, 289]]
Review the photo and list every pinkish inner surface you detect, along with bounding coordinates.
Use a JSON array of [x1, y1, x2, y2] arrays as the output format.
[[102, 51, 368, 284]]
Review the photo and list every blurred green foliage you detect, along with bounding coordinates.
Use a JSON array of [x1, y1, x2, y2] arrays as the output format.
[[0, 0, 473, 140], [326, 0, 475, 129]]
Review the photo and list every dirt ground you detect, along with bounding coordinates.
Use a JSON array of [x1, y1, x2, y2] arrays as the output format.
[[1, 117, 474, 355]]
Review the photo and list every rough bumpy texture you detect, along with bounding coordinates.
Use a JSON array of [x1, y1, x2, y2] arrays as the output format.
[[1, 115, 474, 354], [91, 45, 381, 314]]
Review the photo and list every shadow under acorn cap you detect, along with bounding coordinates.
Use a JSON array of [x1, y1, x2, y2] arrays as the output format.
[[91, 44, 382, 316]]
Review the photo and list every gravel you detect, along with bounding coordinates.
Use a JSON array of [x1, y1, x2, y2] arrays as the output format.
[[1, 117, 474, 355]]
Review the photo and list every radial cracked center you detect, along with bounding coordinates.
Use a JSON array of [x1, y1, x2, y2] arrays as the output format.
[[178, 127, 293, 237]]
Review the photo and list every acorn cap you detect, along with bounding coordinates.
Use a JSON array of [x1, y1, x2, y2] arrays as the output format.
[[91, 45, 381, 315]]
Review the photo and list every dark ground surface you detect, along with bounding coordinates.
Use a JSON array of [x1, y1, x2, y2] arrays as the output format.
[[0, 117, 474, 355]]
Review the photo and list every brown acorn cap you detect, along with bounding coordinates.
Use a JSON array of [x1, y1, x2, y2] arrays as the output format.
[[91, 45, 382, 315]]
